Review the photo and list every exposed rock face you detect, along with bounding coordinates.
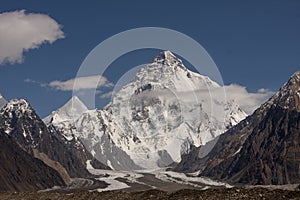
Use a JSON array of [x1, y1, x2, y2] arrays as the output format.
[[173, 145, 202, 172], [0, 131, 65, 191], [175, 71, 300, 185], [0, 99, 101, 181]]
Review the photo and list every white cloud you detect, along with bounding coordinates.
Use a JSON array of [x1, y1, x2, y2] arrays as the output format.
[[44, 75, 113, 91], [24, 78, 39, 84], [0, 10, 64, 65], [150, 84, 273, 115], [26, 76, 272, 115], [100, 91, 113, 99], [224, 84, 274, 114]]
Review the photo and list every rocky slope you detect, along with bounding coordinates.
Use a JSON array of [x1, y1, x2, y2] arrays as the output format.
[[0, 99, 108, 184], [0, 131, 65, 191], [176, 71, 300, 185], [45, 51, 246, 170]]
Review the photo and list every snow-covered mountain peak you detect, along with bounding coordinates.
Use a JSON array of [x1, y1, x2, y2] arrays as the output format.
[[0, 98, 43, 145], [60, 96, 88, 115], [152, 50, 184, 67], [7, 98, 29, 107], [262, 71, 300, 112], [44, 96, 88, 125], [43, 96, 89, 142], [286, 71, 300, 89], [290, 71, 300, 81], [99, 51, 247, 169], [46, 51, 247, 170], [1, 99, 32, 117], [126, 51, 220, 100]]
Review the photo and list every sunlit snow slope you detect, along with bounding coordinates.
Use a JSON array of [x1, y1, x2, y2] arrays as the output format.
[[45, 51, 246, 170]]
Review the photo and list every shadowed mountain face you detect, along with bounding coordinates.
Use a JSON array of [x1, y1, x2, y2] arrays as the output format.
[[0, 131, 65, 191], [175, 72, 300, 185], [0, 99, 108, 187]]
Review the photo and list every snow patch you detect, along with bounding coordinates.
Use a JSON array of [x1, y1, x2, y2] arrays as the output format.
[[232, 146, 242, 156], [86, 160, 144, 191], [154, 170, 232, 188]]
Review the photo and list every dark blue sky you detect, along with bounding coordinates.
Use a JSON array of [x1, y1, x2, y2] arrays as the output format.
[[0, 0, 300, 117]]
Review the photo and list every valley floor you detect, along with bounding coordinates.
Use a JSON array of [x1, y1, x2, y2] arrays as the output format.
[[36, 164, 300, 199], [2, 163, 300, 199], [1, 188, 300, 200]]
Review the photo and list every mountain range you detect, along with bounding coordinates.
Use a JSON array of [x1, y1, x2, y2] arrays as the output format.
[[0, 50, 300, 192]]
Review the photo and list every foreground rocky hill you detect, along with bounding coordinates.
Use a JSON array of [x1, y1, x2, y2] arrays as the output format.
[[1, 188, 300, 200], [0, 131, 65, 191]]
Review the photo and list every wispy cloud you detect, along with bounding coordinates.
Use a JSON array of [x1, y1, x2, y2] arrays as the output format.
[[24, 78, 40, 84], [26, 75, 114, 91], [128, 83, 273, 115], [99, 91, 113, 99], [0, 10, 64, 65], [224, 84, 274, 114]]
